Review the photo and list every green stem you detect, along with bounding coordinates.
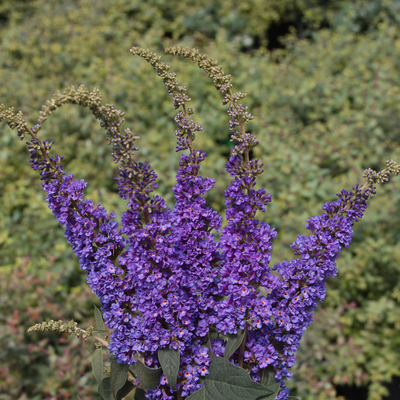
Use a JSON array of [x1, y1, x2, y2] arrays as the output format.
[[238, 320, 248, 368]]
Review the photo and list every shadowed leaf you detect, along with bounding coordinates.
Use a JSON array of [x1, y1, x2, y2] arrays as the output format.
[[110, 357, 130, 398], [158, 347, 180, 390], [92, 347, 104, 384], [94, 305, 106, 331], [260, 382, 280, 399], [224, 329, 245, 360], [98, 377, 113, 400], [134, 388, 147, 400], [260, 366, 276, 387], [116, 381, 135, 400], [134, 355, 163, 390]]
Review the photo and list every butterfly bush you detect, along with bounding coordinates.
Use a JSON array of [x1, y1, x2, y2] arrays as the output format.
[[1, 46, 399, 400]]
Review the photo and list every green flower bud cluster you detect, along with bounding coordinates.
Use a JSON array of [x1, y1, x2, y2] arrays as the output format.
[[131, 47, 204, 153], [37, 85, 141, 193], [165, 46, 233, 95], [130, 47, 180, 98], [0, 104, 28, 140], [38, 85, 103, 123], [165, 46, 258, 173], [28, 319, 94, 340], [363, 159, 400, 184]]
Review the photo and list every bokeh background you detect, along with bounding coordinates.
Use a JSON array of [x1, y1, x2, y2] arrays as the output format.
[[1, 0, 400, 399]]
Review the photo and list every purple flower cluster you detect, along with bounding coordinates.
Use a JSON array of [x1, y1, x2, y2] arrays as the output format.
[[21, 48, 379, 400], [212, 158, 368, 387], [108, 148, 222, 397], [27, 119, 223, 398], [216, 157, 278, 335], [245, 202, 358, 381]]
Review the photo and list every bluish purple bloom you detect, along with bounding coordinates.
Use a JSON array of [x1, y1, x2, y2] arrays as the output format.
[[21, 50, 379, 400]]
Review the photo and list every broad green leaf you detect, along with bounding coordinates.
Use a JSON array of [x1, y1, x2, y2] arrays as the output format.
[[129, 364, 137, 376], [110, 357, 130, 398], [224, 329, 245, 359], [92, 347, 104, 384], [134, 355, 163, 390], [260, 366, 280, 399], [260, 383, 280, 400], [185, 387, 206, 400], [94, 305, 106, 331], [116, 381, 135, 400], [93, 328, 109, 335], [288, 397, 301, 399], [158, 347, 180, 390], [185, 356, 274, 400], [260, 366, 276, 387], [134, 388, 147, 400], [98, 377, 113, 400]]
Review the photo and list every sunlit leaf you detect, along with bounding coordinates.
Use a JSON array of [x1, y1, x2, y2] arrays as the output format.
[[186, 356, 273, 400]]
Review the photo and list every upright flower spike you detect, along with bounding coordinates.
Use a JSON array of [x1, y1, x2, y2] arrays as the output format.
[[244, 184, 375, 396], [164, 46, 257, 170], [108, 47, 224, 398], [164, 45, 275, 330]]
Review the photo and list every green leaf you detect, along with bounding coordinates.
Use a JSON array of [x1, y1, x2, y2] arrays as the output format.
[[260, 366, 280, 399], [134, 388, 147, 400], [92, 347, 104, 384], [185, 356, 274, 400], [158, 347, 180, 390], [110, 357, 130, 398], [94, 305, 106, 331], [98, 377, 113, 400], [260, 366, 276, 387], [260, 383, 280, 400], [93, 328, 109, 335], [116, 381, 135, 400], [185, 387, 206, 400], [287, 397, 301, 400], [134, 355, 163, 390], [129, 364, 137, 376], [224, 329, 245, 360]]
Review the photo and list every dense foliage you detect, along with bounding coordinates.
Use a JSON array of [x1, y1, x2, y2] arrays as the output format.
[[1, 0, 400, 399], [0, 260, 101, 399]]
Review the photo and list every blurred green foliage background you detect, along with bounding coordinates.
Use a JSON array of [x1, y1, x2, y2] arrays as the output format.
[[1, 0, 400, 399]]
